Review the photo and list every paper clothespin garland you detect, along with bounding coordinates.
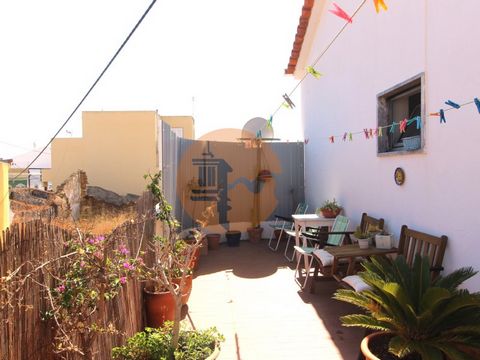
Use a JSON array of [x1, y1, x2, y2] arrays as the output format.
[[415, 116, 422, 129], [306, 66, 323, 79], [282, 94, 295, 109], [267, 115, 273, 129], [389, 122, 396, 133], [445, 100, 461, 109], [474, 98, 480, 114], [373, 0, 388, 13], [329, 3, 353, 23], [329, 136, 335, 143], [399, 118, 407, 133], [363, 128, 370, 139], [439, 109, 446, 123]]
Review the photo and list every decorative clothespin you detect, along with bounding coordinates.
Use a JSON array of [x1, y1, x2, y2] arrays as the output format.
[[329, 136, 335, 143], [429, 112, 440, 117], [282, 102, 290, 109], [369, 128, 374, 138], [363, 129, 370, 139], [306, 66, 323, 79], [445, 100, 461, 109], [373, 0, 388, 13], [378, 127, 383, 137], [256, 130, 262, 138], [329, 2, 353, 23], [282, 94, 295, 109], [267, 115, 273, 129], [304, 138, 309, 144], [474, 98, 480, 114], [342, 132, 347, 141], [415, 116, 422, 129], [348, 133, 353, 141], [439, 109, 446, 123], [389, 122, 396, 133], [399, 118, 407, 133]]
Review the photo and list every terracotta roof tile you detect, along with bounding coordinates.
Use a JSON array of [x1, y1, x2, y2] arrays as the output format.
[[285, 0, 314, 74]]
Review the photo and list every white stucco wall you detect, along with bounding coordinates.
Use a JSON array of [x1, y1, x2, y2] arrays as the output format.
[[300, 0, 480, 289]]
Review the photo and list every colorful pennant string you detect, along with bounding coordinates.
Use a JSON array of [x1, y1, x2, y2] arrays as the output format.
[[306, 66, 323, 79], [373, 0, 388, 13], [329, 3, 353, 23]]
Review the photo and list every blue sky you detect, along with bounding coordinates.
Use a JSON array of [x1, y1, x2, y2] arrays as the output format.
[[0, 0, 304, 158]]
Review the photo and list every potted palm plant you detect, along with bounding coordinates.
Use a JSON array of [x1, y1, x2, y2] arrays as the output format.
[[334, 255, 480, 359]]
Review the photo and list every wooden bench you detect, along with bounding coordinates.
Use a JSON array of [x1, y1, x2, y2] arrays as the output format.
[[341, 225, 448, 292]]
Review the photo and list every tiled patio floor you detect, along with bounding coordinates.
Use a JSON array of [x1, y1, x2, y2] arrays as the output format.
[[186, 240, 364, 360]]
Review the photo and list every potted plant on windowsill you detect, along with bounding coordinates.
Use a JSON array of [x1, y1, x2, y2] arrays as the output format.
[[319, 199, 342, 218], [334, 255, 480, 360]]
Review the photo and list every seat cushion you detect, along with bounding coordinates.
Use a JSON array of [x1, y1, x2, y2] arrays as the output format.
[[313, 249, 334, 266], [342, 275, 371, 292], [294, 246, 315, 255]]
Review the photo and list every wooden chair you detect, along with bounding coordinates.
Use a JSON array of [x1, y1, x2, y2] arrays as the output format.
[[306, 213, 385, 292], [341, 225, 448, 292]]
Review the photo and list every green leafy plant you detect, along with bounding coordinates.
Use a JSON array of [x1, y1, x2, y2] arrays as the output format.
[[319, 198, 342, 212], [144, 172, 204, 350], [353, 225, 371, 239], [112, 322, 224, 360], [334, 255, 480, 359]]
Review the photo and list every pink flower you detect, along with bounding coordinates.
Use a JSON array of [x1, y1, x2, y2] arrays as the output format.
[[118, 244, 130, 255], [88, 238, 95, 244], [96, 235, 105, 243], [80, 261, 86, 268], [123, 262, 135, 271], [119, 277, 127, 284], [57, 284, 66, 293]]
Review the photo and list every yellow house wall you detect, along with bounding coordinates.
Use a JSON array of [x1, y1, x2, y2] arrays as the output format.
[[0, 162, 10, 232], [43, 111, 160, 195], [160, 116, 195, 139]]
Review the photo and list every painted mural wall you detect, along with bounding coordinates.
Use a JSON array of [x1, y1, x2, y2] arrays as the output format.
[[300, 1, 480, 289]]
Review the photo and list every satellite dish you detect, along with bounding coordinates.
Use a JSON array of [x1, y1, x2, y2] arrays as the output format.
[[241, 117, 274, 140]]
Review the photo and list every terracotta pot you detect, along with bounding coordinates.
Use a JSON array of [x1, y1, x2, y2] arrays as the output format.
[[247, 227, 263, 243], [361, 331, 384, 360], [206, 233, 221, 250], [172, 274, 193, 305], [144, 285, 177, 328], [225, 230, 241, 247], [320, 208, 341, 218]]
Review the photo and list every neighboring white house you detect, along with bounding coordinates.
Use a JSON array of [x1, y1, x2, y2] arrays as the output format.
[[286, 0, 480, 289]]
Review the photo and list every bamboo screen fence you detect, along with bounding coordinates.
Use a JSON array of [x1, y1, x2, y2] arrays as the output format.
[[0, 192, 155, 360]]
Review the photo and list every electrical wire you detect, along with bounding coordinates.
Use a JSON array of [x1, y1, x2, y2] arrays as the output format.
[[11, 0, 158, 181], [1, 0, 158, 208]]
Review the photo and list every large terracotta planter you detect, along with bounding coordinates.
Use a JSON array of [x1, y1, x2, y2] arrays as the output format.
[[172, 274, 193, 305], [206, 233, 221, 250], [144, 285, 177, 328], [247, 227, 263, 243]]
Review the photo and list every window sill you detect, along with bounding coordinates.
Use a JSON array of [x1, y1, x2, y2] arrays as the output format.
[[377, 148, 425, 157]]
